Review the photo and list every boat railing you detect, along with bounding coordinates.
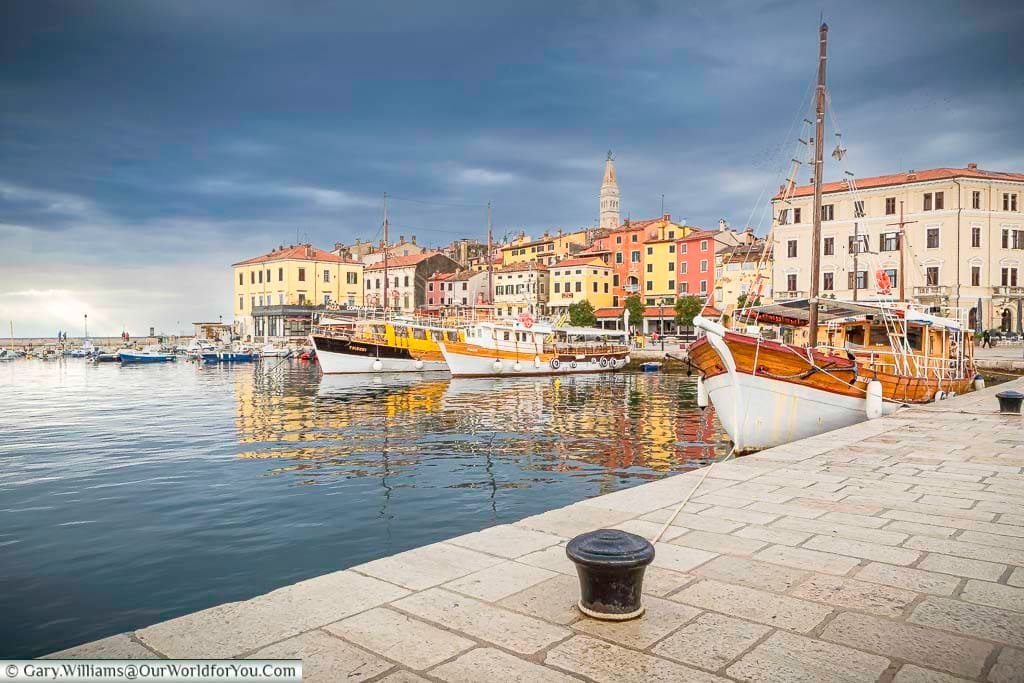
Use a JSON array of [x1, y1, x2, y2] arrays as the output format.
[[817, 344, 973, 381], [547, 342, 629, 356]]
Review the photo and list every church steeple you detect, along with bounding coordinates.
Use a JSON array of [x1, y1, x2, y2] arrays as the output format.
[[599, 151, 620, 230]]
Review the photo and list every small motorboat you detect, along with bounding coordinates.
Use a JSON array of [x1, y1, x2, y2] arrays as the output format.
[[638, 361, 663, 372], [119, 347, 176, 363], [0, 348, 18, 361], [91, 353, 120, 363], [259, 343, 293, 358], [201, 350, 259, 363]]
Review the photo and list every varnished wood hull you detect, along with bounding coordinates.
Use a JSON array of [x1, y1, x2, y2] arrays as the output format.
[[688, 329, 974, 451]]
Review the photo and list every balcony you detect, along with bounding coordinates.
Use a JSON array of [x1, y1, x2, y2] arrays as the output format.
[[774, 290, 807, 302], [994, 286, 1024, 298], [912, 286, 951, 300]]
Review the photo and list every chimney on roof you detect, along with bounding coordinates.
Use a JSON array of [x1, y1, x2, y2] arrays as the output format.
[[663, 213, 670, 222], [411, 235, 416, 244], [399, 235, 405, 244], [305, 245, 313, 258], [907, 170, 917, 180], [719, 218, 728, 232], [967, 163, 978, 170]]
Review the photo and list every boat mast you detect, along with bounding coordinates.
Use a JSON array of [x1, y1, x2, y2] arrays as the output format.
[[487, 201, 493, 308], [807, 21, 828, 344], [383, 192, 389, 313]]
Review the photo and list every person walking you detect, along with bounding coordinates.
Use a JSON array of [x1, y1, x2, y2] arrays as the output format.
[[981, 330, 990, 348]]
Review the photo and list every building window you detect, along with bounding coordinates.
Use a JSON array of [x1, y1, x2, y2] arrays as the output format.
[[935, 192, 944, 210], [786, 274, 797, 291], [592, 281, 598, 293], [616, 236, 622, 244], [885, 197, 896, 215], [279, 294, 284, 305], [646, 263, 653, 273], [924, 192, 943, 211], [250, 271, 255, 284], [823, 272, 834, 291], [821, 204, 834, 221], [1002, 267, 1019, 287], [700, 280, 708, 293], [680, 243, 687, 254], [668, 262, 675, 272], [971, 226, 981, 248], [700, 240, 708, 251], [631, 251, 640, 263], [239, 296, 244, 310], [238, 273, 243, 285], [613, 274, 620, 286], [278, 267, 284, 281], [787, 240, 798, 258], [972, 191, 981, 209], [668, 244, 675, 254], [823, 237, 834, 256], [680, 282, 688, 293], [1004, 193, 1019, 211], [646, 280, 653, 291], [848, 271, 868, 289], [646, 246, 653, 256], [298, 268, 305, 282], [926, 267, 939, 286], [258, 295, 263, 306], [700, 259, 708, 273], [553, 282, 560, 293], [849, 234, 868, 254], [884, 269, 898, 289], [926, 227, 940, 248], [854, 200, 865, 218], [259, 270, 264, 284], [323, 294, 331, 305], [667, 280, 674, 291], [347, 272, 358, 284], [880, 233, 900, 251], [630, 234, 638, 242], [972, 266, 981, 286], [615, 252, 623, 264], [321, 270, 328, 283], [251, 296, 256, 308], [1015, 230, 1024, 250]]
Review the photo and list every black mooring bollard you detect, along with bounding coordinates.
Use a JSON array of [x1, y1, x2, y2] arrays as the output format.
[[996, 390, 1024, 415], [566, 529, 655, 621]]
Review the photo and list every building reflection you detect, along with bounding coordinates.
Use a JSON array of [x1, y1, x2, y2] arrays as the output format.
[[231, 366, 728, 486]]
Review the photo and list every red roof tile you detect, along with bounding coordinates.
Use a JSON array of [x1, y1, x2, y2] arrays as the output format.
[[551, 256, 608, 269], [233, 244, 359, 267], [778, 166, 1024, 200], [494, 261, 548, 273], [364, 252, 444, 271]]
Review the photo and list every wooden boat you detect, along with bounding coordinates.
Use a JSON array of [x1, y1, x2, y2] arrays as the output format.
[[689, 23, 976, 452], [438, 318, 630, 377], [310, 318, 461, 374]]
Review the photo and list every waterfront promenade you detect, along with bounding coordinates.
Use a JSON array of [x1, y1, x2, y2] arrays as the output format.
[[50, 378, 1024, 682]]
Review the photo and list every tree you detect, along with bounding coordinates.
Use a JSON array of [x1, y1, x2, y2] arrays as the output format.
[[736, 293, 763, 308], [568, 300, 597, 327], [674, 295, 704, 329], [624, 295, 645, 331]]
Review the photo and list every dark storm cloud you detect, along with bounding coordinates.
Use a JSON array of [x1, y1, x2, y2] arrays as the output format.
[[0, 0, 1021, 334]]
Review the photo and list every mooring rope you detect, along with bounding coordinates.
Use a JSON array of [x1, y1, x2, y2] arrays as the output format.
[[650, 443, 738, 544]]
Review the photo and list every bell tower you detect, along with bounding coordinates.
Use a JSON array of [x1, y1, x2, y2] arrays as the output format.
[[599, 151, 620, 230]]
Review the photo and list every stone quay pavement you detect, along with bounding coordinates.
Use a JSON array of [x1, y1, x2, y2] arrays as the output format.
[[50, 378, 1024, 682]]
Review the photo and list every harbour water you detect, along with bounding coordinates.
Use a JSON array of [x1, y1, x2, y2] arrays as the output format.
[[0, 359, 726, 657]]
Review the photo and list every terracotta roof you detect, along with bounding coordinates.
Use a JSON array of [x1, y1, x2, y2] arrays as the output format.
[[679, 229, 720, 242], [364, 252, 444, 271], [449, 269, 483, 281], [777, 166, 1024, 200], [232, 244, 359, 267], [427, 271, 456, 281], [551, 257, 608, 269], [494, 261, 548, 273]]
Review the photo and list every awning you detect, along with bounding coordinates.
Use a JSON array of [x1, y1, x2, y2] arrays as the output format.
[[736, 298, 963, 330]]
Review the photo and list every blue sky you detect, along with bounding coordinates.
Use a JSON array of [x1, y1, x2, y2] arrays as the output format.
[[2, 0, 1022, 337]]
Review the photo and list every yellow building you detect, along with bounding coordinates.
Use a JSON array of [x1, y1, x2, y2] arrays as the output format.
[[547, 256, 614, 314], [500, 229, 590, 267], [232, 243, 364, 339], [642, 238, 679, 306]]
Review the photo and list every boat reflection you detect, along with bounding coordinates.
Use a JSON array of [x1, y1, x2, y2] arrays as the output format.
[[233, 367, 728, 488]]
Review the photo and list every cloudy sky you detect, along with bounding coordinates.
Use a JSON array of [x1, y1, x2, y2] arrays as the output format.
[[2, 0, 1021, 337]]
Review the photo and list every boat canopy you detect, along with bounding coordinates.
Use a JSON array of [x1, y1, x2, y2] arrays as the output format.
[[559, 325, 628, 339], [736, 299, 964, 331]]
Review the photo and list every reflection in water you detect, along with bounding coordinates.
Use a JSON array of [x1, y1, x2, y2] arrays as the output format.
[[0, 359, 724, 659]]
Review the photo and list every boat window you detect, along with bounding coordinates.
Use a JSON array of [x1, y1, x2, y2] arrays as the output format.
[[845, 325, 865, 346], [393, 326, 408, 338], [413, 328, 427, 340], [446, 331, 458, 342], [372, 325, 386, 336], [503, 331, 510, 341], [906, 326, 923, 351], [869, 325, 890, 346], [431, 331, 442, 341]]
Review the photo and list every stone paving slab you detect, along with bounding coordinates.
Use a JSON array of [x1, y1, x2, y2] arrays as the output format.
[[49, 377, 1024, 683]]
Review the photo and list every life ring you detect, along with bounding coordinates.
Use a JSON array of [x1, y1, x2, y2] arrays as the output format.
[[599, 357, 608, 368], [518, 311, 535, 329], [570, 361, 577, 369], [590, 357, 598, 365], [876, 270, 892, 294], [550, 358, 561, 370]]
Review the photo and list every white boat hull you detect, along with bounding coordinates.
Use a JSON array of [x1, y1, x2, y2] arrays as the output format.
[[316, 348, 448, 374], [439, 344, 627, 377], [704, 370, 900, 452]]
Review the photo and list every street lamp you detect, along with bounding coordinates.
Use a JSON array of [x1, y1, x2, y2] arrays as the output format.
[[660, 299, 665, 352]]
